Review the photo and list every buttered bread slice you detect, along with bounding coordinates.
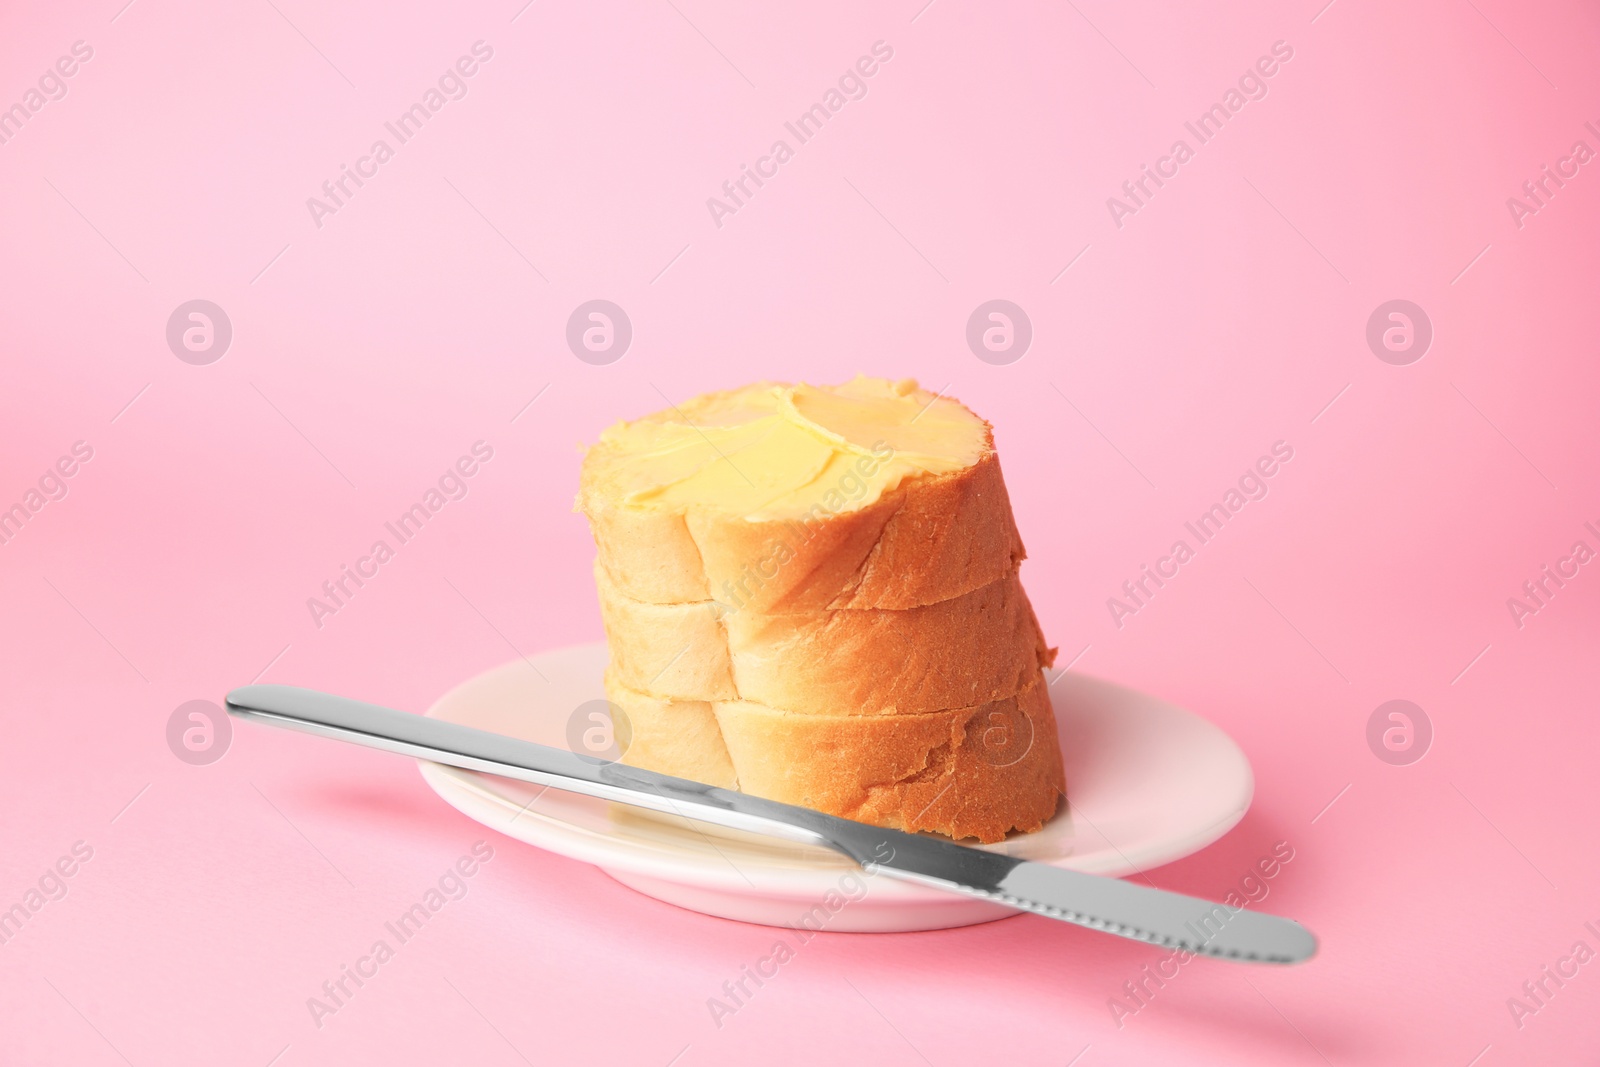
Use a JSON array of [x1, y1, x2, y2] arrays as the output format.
[[577, 377, 1025, 613], [597, 560, 1053, 715]]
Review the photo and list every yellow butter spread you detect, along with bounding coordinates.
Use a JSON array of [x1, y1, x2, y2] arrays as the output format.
[[582, 376, 988, 520]]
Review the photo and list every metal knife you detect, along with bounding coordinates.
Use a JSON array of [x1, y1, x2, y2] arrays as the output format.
[[225, 684, 1316, 963]]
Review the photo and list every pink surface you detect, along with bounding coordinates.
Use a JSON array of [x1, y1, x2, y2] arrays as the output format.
[[2, 1, 1597, 1063]]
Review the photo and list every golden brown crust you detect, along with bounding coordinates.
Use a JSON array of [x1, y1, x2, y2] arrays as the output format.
[[607, 669, 1064, 843], [597, 560, 1055, 715], [582, 451, 1026, 613]]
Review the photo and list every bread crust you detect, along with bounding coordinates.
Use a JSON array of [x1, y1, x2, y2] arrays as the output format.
[[598, 561, 1055, 715], [607, 669, 1064, 843], [595, 562, 739, 701], [581, 451, 1026, 613], [602, 674, 738, 790]]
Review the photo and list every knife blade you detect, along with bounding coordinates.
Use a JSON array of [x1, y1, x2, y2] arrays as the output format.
[[225, 683, 1316, 963]]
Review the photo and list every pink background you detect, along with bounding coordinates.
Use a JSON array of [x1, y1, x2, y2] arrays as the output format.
[[3, 0, 1599, 1063]]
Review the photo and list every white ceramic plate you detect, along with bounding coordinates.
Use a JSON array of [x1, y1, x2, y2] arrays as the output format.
[[419, 643, 1253, 932]]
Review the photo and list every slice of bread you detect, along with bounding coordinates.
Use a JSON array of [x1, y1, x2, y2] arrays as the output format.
[[582, 450, 1026, 613], [605, 668, 1063, 842], [598, 560, 1056, 716], [601, 679, 739, 791], [594, 561, 739, 700]]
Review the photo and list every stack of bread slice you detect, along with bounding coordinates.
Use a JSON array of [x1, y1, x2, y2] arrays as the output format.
[[576, 376, 1062, 842]]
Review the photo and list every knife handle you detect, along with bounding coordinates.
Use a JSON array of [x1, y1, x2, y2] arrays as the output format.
[[225, 684, 831, 849]]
